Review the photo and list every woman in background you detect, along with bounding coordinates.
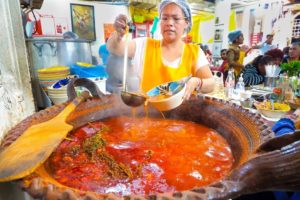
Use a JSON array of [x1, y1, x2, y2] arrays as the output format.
[[241, 55, 273, 86], [227, 30, 245, 77], [265, 48, 284, 66]]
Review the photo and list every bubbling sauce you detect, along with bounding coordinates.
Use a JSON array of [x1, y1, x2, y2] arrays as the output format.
[[48, 117, 233, 196]]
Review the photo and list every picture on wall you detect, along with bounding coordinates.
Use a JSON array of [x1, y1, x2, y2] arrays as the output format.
[[214, 29, 223, 42], [70, 4, 96, 41]]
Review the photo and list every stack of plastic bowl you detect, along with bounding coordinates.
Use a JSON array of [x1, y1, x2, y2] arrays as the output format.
[[38, 66, 70, 93], [47, 78, 69, 105]]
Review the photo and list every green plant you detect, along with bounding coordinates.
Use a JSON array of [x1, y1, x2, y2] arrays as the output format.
[[280, 61, 300, 77]]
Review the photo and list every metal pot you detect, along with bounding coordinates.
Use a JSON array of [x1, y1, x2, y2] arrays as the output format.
[[1, 78, 300, 200], [26, 38, 92, 108]]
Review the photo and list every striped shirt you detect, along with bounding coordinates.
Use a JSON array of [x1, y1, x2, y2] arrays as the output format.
[[241, 64, 264, 86]]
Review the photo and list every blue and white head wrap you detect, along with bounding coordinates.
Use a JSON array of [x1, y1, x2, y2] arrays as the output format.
[[228, 30, 243, 43], [158, 0, 192, 33]]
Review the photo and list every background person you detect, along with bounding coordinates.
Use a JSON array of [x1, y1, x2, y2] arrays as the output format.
[[98, 38, 110, 66], [227, 30, 246, 77], [282, 42, 300, 63], [105, 53, 137, 94], [282, 46, 290, 60], [264, 48, 284, 66], [107, 0, 214, 100], [252, 34, 276, 55], [219, 49, 228, 74], [241, 55, 273, 86]]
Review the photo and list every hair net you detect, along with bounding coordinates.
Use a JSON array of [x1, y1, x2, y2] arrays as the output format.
[[158, 0, 192, 33], [228, 30, 242, 43]]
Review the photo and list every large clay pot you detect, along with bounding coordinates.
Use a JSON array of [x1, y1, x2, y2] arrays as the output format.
[[1, 78, 300, 200]]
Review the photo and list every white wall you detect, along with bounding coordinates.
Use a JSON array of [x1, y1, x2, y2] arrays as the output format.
[[0, 0, 35, 139], [234, 0, 291, 49], [33, 0, 129, 63], [214, 0, 232, 49]]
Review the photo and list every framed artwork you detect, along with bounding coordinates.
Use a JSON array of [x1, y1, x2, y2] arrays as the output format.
[[214, 29, 223, 42], [70, 4, 96, 41]]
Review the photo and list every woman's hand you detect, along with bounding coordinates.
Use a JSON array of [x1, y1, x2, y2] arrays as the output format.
[[183, 77, 201, 100], [114, 14, 128, 39]]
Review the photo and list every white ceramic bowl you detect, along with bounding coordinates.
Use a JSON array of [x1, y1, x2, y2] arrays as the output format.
[[48, 93, 68, 98], [147, 82, 186, 111], [49, 95, 68, 105]]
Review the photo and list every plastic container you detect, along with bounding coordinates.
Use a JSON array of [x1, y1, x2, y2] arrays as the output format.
[[225, 68, 235, 98], [235, 73, 245, 99], [264, 77, 278, 89], [70, 64, 108, 78], [236, 74, 245, 92]]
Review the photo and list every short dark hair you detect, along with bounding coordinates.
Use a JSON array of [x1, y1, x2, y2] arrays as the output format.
[[283, 46, 290, 54], [220, 49, 227, 54], [252, 55, 272, 67], [291, 42, 300, 48], [265, 48, 284, 60], [266, 34, 273, 38], [259, 55, 273, 66], [252, 55, 264, 66]]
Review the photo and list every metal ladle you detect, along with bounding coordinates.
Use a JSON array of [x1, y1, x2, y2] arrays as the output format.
[[120, 28, 146, 107]]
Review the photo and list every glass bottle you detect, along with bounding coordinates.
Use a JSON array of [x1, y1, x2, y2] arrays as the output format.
[[225, 68, 235, 99]]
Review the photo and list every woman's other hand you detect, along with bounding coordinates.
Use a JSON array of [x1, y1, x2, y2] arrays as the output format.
[[114, 14, 128, 39], [183, 77, 201, 100]]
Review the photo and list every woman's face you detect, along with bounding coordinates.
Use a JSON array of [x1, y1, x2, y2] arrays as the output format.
[[235, 34, 244, 45], [160, 3, 188, 42]]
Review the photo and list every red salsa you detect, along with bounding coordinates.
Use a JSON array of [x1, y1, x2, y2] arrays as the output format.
[[47, 117, 234, 196]]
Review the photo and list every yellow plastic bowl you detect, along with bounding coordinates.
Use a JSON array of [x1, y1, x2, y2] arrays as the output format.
[[38, 66, 69, 73], [256, 101, 291, 119], [76, 62, 93, 67]]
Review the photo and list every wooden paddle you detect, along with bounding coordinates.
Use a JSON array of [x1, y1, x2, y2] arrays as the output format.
[[0, 95, 86, 182]]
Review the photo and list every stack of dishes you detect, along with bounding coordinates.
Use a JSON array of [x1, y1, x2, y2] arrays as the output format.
[[38, 66, 70, 92], [47, 78, 69, 105]]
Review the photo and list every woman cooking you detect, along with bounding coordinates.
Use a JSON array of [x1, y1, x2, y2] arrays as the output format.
[[107, 0, 214, 100]]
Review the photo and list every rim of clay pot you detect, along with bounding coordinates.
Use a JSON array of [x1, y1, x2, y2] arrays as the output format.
[[0, 78, 279, 200]]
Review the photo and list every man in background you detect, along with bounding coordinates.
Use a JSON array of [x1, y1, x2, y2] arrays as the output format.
[[252, 34, 276, 55], [282, 42, 300, 63]]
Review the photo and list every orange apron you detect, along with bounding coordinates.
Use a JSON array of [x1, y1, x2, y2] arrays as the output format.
[[141, 38, 199, 93]]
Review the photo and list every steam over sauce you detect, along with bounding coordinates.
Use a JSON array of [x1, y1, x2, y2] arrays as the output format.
[[48, 117, 234, 196]]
